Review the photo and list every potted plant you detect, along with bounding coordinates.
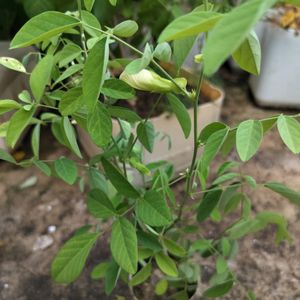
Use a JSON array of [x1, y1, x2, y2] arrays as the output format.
[[250, 3, 300, 108], [1, 0, 300, 299]]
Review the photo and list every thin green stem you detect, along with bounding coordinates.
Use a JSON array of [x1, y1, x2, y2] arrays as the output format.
[[77, 0, 88, 59]]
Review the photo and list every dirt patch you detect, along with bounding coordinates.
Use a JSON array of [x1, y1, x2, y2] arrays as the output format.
[[1, 70, 300, 299]]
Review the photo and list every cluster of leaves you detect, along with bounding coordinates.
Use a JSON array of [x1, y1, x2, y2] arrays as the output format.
[[0, 0, 300, 299]]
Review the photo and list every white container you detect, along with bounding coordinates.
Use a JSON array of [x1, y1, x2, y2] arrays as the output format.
[[0, 41, 35, 150], [78, 81, 224, 182], [250, 22, 300, 108]]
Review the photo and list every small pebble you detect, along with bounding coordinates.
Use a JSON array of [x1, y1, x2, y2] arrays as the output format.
[[33, 235, 54, 251], [47, 225, 57, 234]]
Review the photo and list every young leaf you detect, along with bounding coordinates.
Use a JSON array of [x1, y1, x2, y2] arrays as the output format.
[[87, 103, 112, 147], [197, 189, 223, 223], [88, 168, 108, 193], [136, 190, 172, 226], [277, 115, 300, 154], [101, 157, 140, 199], [30, 54, 54, 102], [137, 121, 155, 153], [173, 36, 196, 70], [105, 260, 120, 295], [33, 159, 51, 176], [56, 44, 82, 68], [31, 123, 40, 158], [163, 238, 186, 257], [91, 262, 109, 280], [212, 172, 239, 185], [0, 57, 26, 73], [102, 79, 135, 100], [203, 280, 234, 298], [158, 11, 222, 42], [0, 149, 17, 164], [51, 232, 99, 284], [236, 120, 263, 162], [113, 20, 138, 38], [264, 182, 300, 206], [81, 10, 102, 37], [87, 189, 116, 218], [53, 64, 83, 87], [0, 99, 21, 116], [111, 218, 138, 274], [232, 31, 261, 75], [167, 93, 191, 138], [6, 107, 35, 148], [59, 87, 83, 116], [155, 252, 178, 277], [11, 12, 80, 49], [84, 0, 95, 11], [54, 157, 78, 185], [130, 263, 152, 286], [201, 128, 229, 170], [62, 117, 82, 158], [108, 106, 141, 123], [83, 38, 109, 111], [155, 279, 168, 296], [154, 42, 172, 62], [203, 0, 277, 75]]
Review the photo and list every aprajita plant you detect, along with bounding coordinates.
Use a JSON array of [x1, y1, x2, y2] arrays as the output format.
[[1, 0, 300, 298]]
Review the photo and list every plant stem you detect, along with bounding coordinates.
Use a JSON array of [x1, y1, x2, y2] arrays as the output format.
[[177, 65, 204, 222], [77, 0, 88, 59]]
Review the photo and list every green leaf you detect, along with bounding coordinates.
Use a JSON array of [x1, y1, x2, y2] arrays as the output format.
[[59, 87, 83, 116], [155, 252, 178, 277], [88, 168, 108, 193], [108, 106, 141, 123], [197, 189, 223, 223], [0, 57, 26, 73], [31, 123, 40, 157], [130, 263, 152, 286], [54, 156, 78, 185], [173, 36, 196, 71], [105, 260, 120, 295], [11, 11, 80, 49], [30, 54, 54, 102], [217, 161, 240, 176], [232, 31, 261, 75], [277, 115, 300, 154], [84, 0, 95, 11], [201, 128, 229, 170], [154, 42, 172, 62], [0, 149, 17, 164], [87, 103, 112, 147], [81, 10, 102, 37], [87, 189, 116, 218], [111, 218, 138, 274], [33, 159, 51, 176], [167, 93, 191, 138], [236, 120, 263, 162], [137, 231, 162, 251], [51, 232, 99, 284], [109, 0, 117, 5], [6, 107, 35, 148], [163, 238, 186, 257], [102, 79, 135, 100], [0, 100, 21, 116], [213, 172, 239, 185], [136, 190, 172, 226], [155, 279, 168, 296], [91, 262, 109, 280], [83, 38, 109, 111], [227, 219, 265, 239], [62, 117, 82, 158], [158, 11, 222, 42], [101, 157, 140, 198], [53, 64, 83, 87], [56, 44, 82, 68], [137, 121, 155, 153], [203, 280, 234, 298], [203, 0, 276, 76], [113, 20, 138, 38], [264, 182, 300, 206]]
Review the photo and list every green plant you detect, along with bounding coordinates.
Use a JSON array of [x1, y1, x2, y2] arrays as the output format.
[[1, 0, 300, 299]]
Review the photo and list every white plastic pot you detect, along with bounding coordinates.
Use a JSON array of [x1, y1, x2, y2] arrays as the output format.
[[249, 22, 300, 108]]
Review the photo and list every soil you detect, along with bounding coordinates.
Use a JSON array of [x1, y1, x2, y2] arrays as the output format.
[[1, 68, 300, 300]]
